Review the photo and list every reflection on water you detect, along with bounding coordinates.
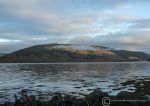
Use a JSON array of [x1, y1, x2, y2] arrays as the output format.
[[0, 62, 150, 102]]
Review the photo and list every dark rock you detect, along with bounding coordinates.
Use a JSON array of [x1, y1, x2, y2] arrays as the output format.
[[117, 91, 134, 99], [49, 93, 63, 106], [85, 88, 108, 106]]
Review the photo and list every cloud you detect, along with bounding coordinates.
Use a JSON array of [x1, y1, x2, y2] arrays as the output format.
[[0, 0, 150, 53], [0, 39, 21, 43], [69, 31, 150, 53], [0, 0, 147, 35], [129, 18, 150, 30]]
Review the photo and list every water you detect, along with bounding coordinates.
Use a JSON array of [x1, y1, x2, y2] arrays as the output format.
[[0, 62, 150, 102]]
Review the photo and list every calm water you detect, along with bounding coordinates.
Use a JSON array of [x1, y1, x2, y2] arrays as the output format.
[[0, 62, 150, 102]]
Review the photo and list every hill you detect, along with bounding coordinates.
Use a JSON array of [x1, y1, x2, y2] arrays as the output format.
[[0, 53, 7, 57], [0, 44, 149, 63]]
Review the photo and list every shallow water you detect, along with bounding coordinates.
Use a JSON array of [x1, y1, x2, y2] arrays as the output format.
[[0, 62, 150, 102]]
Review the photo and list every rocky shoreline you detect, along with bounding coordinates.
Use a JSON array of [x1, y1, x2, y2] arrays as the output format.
[[0, 78, 150, 106]]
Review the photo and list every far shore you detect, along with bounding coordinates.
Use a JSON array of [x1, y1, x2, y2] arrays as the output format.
[[0, 60, 149, 64]]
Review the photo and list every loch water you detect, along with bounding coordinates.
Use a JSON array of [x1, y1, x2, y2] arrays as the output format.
[[0, 62, 150, 102]]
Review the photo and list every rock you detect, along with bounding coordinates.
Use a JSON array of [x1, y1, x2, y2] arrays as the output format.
[[62, 95, 72, 106], [143, 95, 150, 101], [86, 88, 108, 99], [85, 88, 108, 105], [48, 93, 63, 106], [117, 91, 135, 99]]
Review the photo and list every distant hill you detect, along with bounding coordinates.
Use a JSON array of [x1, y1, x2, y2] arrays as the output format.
[[0, 44, 149, 63], [0, 53, 7, 57]]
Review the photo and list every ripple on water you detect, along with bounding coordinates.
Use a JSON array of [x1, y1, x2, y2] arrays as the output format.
[[0, 62, 150, 102]]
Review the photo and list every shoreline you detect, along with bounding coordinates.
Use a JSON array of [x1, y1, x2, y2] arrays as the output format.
[[0, 61, 149, 64], [0, 78, 150, 106]]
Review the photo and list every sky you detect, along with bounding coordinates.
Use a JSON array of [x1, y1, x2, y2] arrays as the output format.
[[0, 0, 150, 53]]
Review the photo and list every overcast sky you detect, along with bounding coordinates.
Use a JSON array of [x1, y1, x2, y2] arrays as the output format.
[[0, 0, 150, 53]]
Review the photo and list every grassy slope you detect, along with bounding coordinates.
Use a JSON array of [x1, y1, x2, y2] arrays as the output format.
[[0, 44, 149, 62]]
